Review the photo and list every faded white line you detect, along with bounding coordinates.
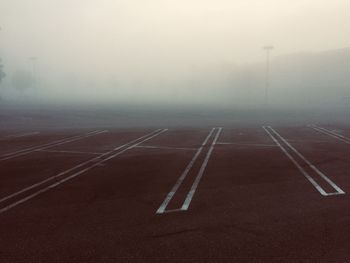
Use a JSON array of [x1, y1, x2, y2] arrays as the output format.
[[36, 149, 104, 155], [0, 129, 167, 214], [0, 129, 165, 207], [268, 126, 344, 195], [181, 127, 222, 210], [278, 139, 332, 144], [134, 145, 197, 151], [1, 130, 102, 157], [0, 130, 107, 161], [156, 128, 216, 214], [216, 142, 277, 147], [264, 126, 344, 196], [263, 126, 328, 195], [310, 125, 345, 138], [3, 132, 40, 139], [311, 125, 350, 144]]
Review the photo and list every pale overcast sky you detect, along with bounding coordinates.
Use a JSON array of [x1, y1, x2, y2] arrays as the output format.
[[1, 0, 350, 66], [0, 0, 350, 105]]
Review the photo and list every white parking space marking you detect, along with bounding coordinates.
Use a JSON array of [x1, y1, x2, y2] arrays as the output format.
[[0, 129, 167, 214], [310, 125, 350, 144], [181, 127, 222, 210], [216, 142, 277, 147], [36, 149, 104, 155], [263, 126, 345, 196], [134, 145, 197, 151], [156, 128, 216, 214], [0, 130, 107, 161], [157, 127, 222, 214], [2, 132, 40, 139]]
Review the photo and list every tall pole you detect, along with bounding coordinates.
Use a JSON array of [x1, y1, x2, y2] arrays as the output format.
[[263, 45, 274, 107]]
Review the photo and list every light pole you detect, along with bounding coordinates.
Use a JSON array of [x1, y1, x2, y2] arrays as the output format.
[[263, 45, 274, 107]]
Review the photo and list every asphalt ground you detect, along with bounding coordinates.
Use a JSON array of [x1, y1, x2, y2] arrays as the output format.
[[2, 124, 350, 262]]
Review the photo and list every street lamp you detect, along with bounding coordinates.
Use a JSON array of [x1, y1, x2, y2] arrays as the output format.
[[263, 45, 274, 107]]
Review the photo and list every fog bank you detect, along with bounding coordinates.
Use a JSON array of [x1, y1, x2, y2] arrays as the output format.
[[0, 0, 350, 110]]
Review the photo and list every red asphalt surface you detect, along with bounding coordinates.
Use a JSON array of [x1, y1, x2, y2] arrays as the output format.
[[2, 125, 350, 262]]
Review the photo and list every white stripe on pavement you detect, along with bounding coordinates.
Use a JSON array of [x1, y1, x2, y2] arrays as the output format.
[[0, 129, 167, 213], [156, 128, 216, 214]]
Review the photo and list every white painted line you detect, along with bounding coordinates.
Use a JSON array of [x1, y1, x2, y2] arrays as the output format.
[[263, 126, 328, 196], [0, 130, 108, 161], [94, 129, 168, 163], [2, 132, 40, 139], [268, 126, 345, 195], [216, 142, 277, 147], [263, 126, 344, 196], [1, 130, 100, 157], [311, 125, 350, 144], [0, 129, 167, 211], [311, 125, 346, 138], [181, 127, 222, 210], [0, 129, 162, 204], [0, 129, 167, 214], [36, 149, 104, 155], [1, 130, 103, 157], [134, 145, 197, 151], [0, 130, 104, 159], [156, 128, 216, 214], [286, 139, 334, 144]]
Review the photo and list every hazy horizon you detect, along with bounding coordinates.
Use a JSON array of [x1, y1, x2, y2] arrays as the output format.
[[1, 0, 350, 108]]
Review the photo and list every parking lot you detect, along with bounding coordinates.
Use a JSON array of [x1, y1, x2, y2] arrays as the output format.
[[2, 123, 350, 262]]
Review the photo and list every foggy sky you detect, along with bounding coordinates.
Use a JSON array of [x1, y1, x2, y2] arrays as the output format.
[[1, 0, 350, 106]]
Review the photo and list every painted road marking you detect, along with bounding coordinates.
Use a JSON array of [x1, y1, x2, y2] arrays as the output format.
[[0, 129, 164, 206], [2, 132, 40, 139], [263, 126, 345, 196], [156, 128, 215, 214], [1, 130, 101, 157], [310, 125, 350, 144], [134, 145, 197, 151], [0, 129, 167, 214], [286, 139, 333, 144], [0, 130, 107, 161], [157, 127, 222, 214], [216, 142, 277, 147], [181, 127, 222, 210], [36, 149, 104, 155]]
